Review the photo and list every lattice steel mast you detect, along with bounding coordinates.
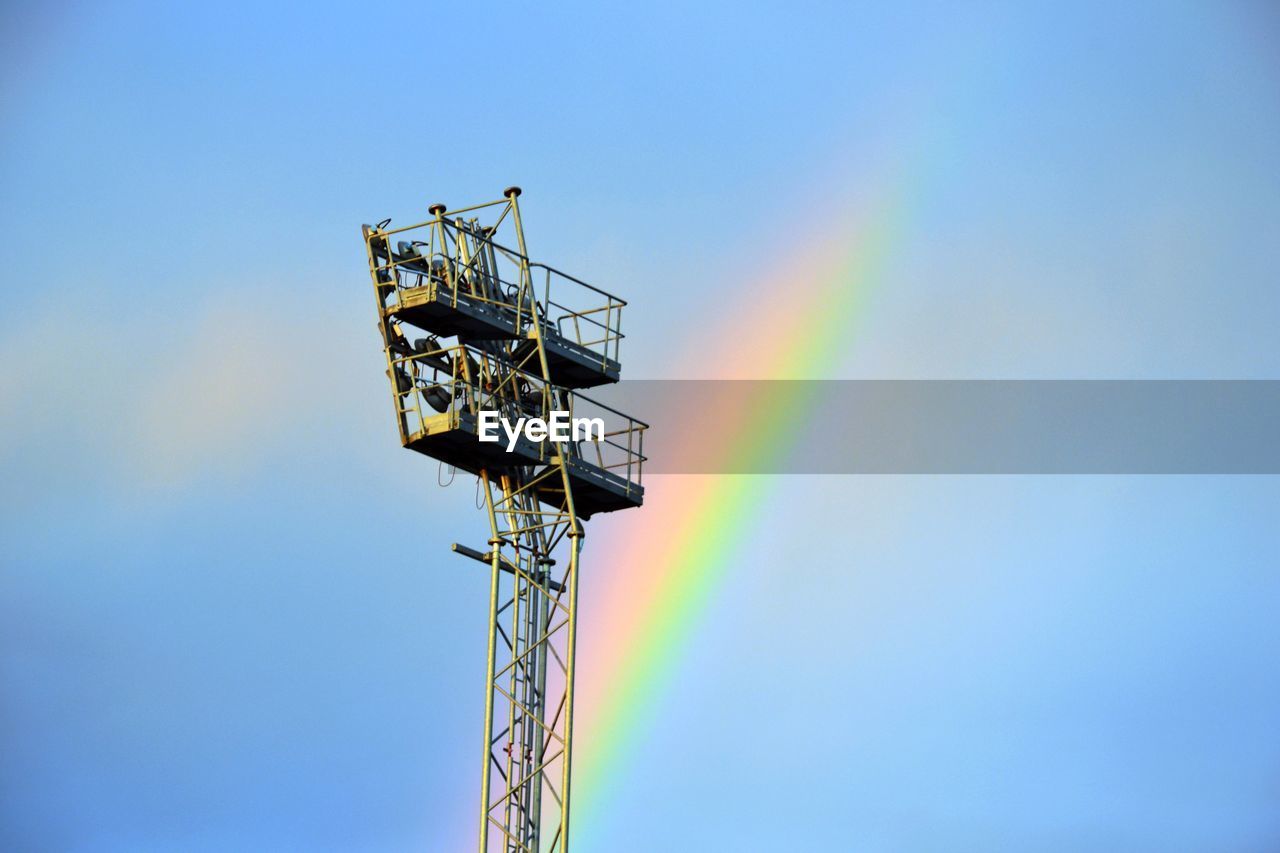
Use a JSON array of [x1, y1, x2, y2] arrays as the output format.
[[362, 188, 646, 852]]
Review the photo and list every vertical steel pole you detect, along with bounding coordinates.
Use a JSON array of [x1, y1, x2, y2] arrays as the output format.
[[479, 471, 502, 852], [526, 544, 549, 847], [559, 533, 582, 853]]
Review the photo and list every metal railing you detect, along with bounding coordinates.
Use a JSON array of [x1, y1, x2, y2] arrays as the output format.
[[533, 263, 625, 368]]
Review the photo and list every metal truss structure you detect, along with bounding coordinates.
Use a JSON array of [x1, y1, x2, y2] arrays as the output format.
[[362, 188, 646, 852]]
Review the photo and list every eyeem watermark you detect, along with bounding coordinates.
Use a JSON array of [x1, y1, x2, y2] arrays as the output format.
[[478, 410, 605, 452]]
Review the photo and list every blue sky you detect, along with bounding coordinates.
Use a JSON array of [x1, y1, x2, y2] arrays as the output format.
[[3, 2, 1280, 850]]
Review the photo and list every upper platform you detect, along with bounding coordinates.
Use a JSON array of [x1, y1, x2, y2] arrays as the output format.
[[391, 278, 520, 341], [364, 219, 625, 389]]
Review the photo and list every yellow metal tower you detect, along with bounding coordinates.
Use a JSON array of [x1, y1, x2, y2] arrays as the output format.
[[363, 188, 646, 852]]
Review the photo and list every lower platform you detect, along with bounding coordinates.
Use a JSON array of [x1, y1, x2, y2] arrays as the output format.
[[405, 411, 643, 519]]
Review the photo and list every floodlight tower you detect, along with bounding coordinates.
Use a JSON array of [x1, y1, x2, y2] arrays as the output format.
[[362, 188, 646, 852]]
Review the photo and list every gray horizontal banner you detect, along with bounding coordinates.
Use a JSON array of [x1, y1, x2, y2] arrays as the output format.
[[589, 381, 1280, 474]]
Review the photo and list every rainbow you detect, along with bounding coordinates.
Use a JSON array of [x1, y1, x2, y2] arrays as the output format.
[[570, 178, 912, 843]]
